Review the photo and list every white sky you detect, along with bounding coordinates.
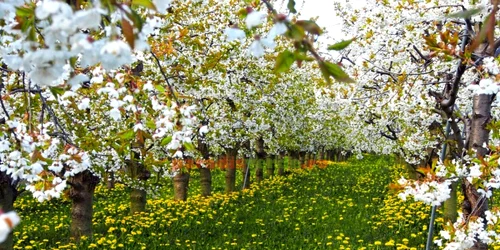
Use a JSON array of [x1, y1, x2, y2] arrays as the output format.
[[296, 0, 345, 39], [276, 0, 366, 42]]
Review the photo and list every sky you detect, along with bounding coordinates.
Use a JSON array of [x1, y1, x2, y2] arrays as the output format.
[[296, 0, 345, 39], [277, 0, 366, 41]]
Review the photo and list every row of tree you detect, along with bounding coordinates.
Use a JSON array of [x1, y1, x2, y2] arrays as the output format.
[[333, 0, 500, 249], [0, 0, 353, 249], [3, 0, 500, 248]]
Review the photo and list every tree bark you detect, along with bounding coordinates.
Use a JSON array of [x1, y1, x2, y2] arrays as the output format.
[[255, 137, 266, 182], [106, 171, 115, 189], [470, 94, 492, 156], [200, 168, 212, 197], [291, 151, 300, 168], [69, 170, 99, 241], [277, 154, 285, 176], [299, 151, 306, 167], [197, 131, 212, 197], [0, 172, 16, 250], [242, 158, 251, 189], [174, 172, 190, 201], [255, 159, 264, 182], [126, 156, 150, 214], [225, 149, 237, 193], [463, 94, 493, 250], [266, 155, 275, 178], [130, 188, 147, 214]]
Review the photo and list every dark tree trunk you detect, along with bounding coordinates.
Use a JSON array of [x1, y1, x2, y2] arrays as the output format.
[[200, 168, 212, 197], [106, 171, 115, 189], [255, 137, 266, 182], [277, 154, 285, 176], [255, 159, 264, 182], [126, 156, 150, 214], [174, 172, 190, 201], [0, 172, 17, 250], [463, 94, 493, 250], [299, 151, 306, 167], [291, 151, 300, 168], [242, 158, 251, 189], [130, 188, 147, 214], [69, 170, 99, 241], [266, 155, 275, 178], [225, 149, 237, 193]]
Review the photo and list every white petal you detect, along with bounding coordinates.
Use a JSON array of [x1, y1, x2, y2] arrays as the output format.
[[247, 40, 265, 58], [245, 11, 266, 29]]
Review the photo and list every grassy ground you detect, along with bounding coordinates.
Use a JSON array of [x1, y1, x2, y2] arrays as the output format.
[[13, 155, 439, 249]]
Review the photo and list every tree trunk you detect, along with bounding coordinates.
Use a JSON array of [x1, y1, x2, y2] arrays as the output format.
[[299, 152, 306, 168], [242, 158, 251, 189], [0, 172, 16, 250], [463, 94, 493, 250], [197, 131, 211, 197], [292, 151, 300, 168], [255, 159, 264, 182], [106, 172, 115, 189], [130, 188, 147, 214], [200, 168, 212, 197], [255, 137, 266, 182], [266, 156, 275, 178], [126, 156, 150, 214], [277, 155, 285, 176], [225, 149, 237, 193], [470, 94, 492, 156], [174, 172, 190, 201], [69, 170, 99, 241]]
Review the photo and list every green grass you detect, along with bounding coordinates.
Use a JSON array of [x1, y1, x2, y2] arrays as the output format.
[[13, 156, 437, 249]]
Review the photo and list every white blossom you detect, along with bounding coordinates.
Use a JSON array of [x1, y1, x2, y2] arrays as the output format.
[[245, 10, 266, 29], [77, 98, 90, 110], [268, 22, 287, 39], [0, 211, 20, 243], [99, 40, 133, 70], [224, 27, 246, 42]]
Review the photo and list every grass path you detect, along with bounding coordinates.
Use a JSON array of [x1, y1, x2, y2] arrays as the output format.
[[15, 156, 432, 249]]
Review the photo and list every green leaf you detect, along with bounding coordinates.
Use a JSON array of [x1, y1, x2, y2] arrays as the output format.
[[447, 7, 483, 18], [183, 142, 195, 151], [160, 136, 172, 146], [275, 50, 295, 73], [125, 9, 144, 31], [49, 87, 66, 98], [15, 6, 34, 17], [155, 84, 165, 93], [132, 0, 157, 10], [293, 52, 313, 61], [238, 8, 248, 19], [319, 61, 354, 84], [295, 20, 322, 35], [287, 0, 297, 14], [69, 57, 78, 68], [145, 120, 156, 130], [327, 38, 354, 51], [118, 129, 135, 140], [286, 24, 305, 40]]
